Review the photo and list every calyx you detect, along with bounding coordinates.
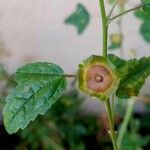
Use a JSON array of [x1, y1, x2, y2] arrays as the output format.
[[78, 55, 120, 101]]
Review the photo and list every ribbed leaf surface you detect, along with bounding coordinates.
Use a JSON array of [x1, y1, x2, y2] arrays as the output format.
[[108, 54, 150, 98], [3, 62, 67, 134]]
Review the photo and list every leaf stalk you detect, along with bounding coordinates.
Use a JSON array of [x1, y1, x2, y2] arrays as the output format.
[[108, 4, 142, 23]]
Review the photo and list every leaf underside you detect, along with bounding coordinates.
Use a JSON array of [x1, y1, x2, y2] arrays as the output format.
[[3, 62, 67, 134], [108, 54, 150, 98]]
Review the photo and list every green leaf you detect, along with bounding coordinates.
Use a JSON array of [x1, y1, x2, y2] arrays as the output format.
[[140, 20, 150, 42], [3, 62, 67, 134], [142, 0, 150, 14], [135, 10, 150, 43], [135, 9, 150, 20], [65, 3, 90, 34], [108, 54, 150, 98]]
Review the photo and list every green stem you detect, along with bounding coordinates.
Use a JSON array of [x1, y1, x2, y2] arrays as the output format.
[[107, 1, 118, 19], [99, 0, 108, 58], [109, 4, 142, 23], [111, 94, 115, 125], [108, 0, 116, 4], [99, 1, 118, 150], [118, 4, 124, 58], [105, 99, 118, 150], [117, 97, 136, 149]]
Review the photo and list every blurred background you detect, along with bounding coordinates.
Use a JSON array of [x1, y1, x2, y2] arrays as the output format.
[[0, 0, 150, 149]]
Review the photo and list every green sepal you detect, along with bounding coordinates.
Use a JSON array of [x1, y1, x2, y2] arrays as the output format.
[[78, 55, 120, 101]]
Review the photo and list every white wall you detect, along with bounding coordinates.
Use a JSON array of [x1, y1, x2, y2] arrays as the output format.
[[0, 0, 150, 113], [0, 0, 149, 72]]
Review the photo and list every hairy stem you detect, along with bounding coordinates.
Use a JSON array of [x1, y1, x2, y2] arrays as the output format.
[[105, 99, 118, 150], [109, 4, 142, 23], [99, 0, 108, 57], [117, 97, 136, 149]]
